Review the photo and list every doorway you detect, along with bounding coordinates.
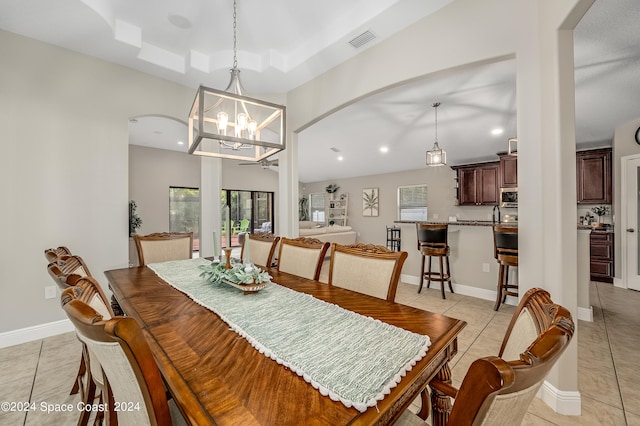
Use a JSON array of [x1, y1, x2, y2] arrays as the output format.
[[621, 154, 640, 291]]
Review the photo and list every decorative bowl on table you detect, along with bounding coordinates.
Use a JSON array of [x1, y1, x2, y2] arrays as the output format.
[[199, 261, 271, 295]]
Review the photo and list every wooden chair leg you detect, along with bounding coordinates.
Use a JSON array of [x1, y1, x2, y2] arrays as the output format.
[[418, 254, 426, 293], [494, 263, 505, 311], [70, 354, 86, 395], [502, 265, 509, 303], [445, 256, 453, 294], [439, 255, 446, 299], [427, 256, 432, 289]]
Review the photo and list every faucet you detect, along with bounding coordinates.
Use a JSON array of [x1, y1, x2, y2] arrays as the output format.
[[493, 205, 501, 224]]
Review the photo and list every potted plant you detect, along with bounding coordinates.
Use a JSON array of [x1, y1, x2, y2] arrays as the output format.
[[325, 183, 340, 200], [129, 200, 142, 236], [591, 205, 610, 226]]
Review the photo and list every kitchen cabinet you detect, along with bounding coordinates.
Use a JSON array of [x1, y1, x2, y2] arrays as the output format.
[[499, 154, 517, 188], [577, 148, 612, 204], [454, 162, 499, 206], [590, 231, 614, 283]]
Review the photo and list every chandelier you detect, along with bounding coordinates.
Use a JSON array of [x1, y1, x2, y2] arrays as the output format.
[[426, 102, 446, 166], [188, 0, 286, 161]]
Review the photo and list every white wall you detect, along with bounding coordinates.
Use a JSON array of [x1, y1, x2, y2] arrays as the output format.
[[129, 145, 201, 235], [0, 30, 193, 334]]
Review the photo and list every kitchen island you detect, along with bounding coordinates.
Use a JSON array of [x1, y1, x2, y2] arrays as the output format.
[[396, 220, 593, 321]]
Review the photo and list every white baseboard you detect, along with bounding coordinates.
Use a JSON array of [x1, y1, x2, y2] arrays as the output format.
[[537, 381, 581, 415], [613, 277, 625, 289], [401, 275, 517, 306], [577, 306, 593, 322], [0, 319, 74, 349]]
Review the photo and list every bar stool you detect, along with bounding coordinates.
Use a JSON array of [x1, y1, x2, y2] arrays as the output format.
[[386, 226, 401, 252], [416, 224, 453, 299], [493, 225, 518, 311]]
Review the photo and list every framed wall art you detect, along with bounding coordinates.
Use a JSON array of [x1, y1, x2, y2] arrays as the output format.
[[362, 188, 379, 217]]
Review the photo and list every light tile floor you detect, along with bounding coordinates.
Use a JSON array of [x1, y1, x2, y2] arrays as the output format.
[[0, 281, 638, 425]]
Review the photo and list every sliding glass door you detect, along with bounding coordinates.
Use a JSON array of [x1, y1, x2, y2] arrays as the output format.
[[220, 190, 274, 248]]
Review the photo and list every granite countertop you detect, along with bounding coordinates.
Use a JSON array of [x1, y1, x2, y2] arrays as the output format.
[[394, 220, 516, 227], [396, 220, 613, 231]]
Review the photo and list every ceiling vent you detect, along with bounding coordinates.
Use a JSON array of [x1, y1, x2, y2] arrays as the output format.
[[349, 30, 376, 49]]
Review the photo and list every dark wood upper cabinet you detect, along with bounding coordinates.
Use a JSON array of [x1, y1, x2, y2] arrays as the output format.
[[576, 148, 612, 204], [454, 162, 499, 206], [499, 154, 518, 188]]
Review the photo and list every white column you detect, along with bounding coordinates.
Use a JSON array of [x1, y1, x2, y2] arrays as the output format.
[[278, 131, 299, 238], [516, 0, 593, 415], [200, 156, 222, 257]]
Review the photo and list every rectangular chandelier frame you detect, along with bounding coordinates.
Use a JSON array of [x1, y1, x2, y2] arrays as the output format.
[[188, 85, 286, 162]]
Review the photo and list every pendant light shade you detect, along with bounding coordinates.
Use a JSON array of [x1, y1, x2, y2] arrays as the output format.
[[426, 102, 446, 166]]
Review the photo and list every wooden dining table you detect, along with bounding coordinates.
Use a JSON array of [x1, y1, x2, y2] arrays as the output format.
[[105, 263, 466, 426]]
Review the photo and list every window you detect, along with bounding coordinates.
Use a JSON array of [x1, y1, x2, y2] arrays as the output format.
[[309, 193, 326, 222], [398, 185, 428, 221], [169, 187, 200, 251]]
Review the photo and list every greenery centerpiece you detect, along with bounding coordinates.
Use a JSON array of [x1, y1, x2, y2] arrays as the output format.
[[199, 261, 271, 286]]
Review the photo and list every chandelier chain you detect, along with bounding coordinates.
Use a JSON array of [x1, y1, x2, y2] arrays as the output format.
[[232, 0, 238, 69], [433, 102, 440, 144]]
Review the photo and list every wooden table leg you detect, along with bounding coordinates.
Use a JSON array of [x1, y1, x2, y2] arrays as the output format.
[[428, 363, 453, 426]]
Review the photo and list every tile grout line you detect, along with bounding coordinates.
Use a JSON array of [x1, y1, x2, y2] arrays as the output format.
[[23, 340, 43, 426], [594, 282, 629, 426]]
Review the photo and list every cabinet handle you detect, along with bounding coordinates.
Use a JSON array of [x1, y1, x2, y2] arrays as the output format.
[[627, 228, 635, 233]]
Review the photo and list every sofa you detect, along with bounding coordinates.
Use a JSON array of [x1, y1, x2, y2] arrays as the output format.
[[298, 221, 357, 245]]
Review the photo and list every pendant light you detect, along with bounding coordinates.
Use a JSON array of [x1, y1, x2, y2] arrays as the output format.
[[426, 102, 446, 166], [188, 0, 286, 161]]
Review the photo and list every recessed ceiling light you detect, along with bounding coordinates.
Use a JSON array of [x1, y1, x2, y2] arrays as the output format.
[[380, 146, 389, 153], [491, 128, 504, 135], [129, 118, 138, 124], [178, 141, 184, 145], [338, 156, 344, 161]]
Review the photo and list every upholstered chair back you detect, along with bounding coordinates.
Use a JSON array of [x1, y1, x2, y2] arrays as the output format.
[[133, 232, 193, 266], [277, 237, 330, 280], [328, 243, 408, 302], [242, 233, 280, 268]]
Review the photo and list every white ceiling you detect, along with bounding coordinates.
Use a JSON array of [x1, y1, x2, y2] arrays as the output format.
[[2, 0, 639, 183]]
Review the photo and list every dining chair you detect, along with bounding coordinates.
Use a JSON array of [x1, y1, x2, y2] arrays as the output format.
[[61, 289, 186, 426], [240, 232, 280, 268], [133, 232, 193, 266], [61, 277, 115, 426], [399, 287, 575, 425], [277, 237, 330, 280], [44, 246, 72, 262], [328, 243, 408, 302], [55, 254, 92, 277]]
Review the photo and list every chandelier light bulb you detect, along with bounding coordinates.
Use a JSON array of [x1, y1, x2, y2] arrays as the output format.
[[217, 112, 228, 135]]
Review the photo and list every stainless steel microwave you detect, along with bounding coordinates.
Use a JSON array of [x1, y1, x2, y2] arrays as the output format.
[[499, 187, 518, 208]]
